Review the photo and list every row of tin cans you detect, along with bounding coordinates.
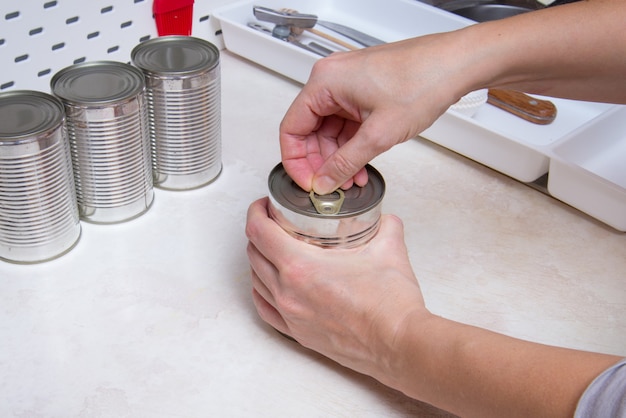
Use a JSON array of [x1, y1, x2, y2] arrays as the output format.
[[1, 35, 387, 263], [0, 36, 221, 263]]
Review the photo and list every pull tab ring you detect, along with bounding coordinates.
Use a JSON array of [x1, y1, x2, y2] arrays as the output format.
[[309, 189, 345, 215]]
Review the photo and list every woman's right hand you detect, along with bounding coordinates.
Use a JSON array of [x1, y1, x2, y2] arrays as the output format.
[[279, 34, 471, 195]]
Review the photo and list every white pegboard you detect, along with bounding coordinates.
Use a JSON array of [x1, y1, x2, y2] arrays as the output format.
[[0, 0, 229, 93]]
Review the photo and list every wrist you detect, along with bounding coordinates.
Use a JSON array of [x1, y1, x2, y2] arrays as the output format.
[[374, 307, 442, 395]]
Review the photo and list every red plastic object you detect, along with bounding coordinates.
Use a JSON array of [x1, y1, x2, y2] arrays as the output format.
[[153, 0, 194, 36]]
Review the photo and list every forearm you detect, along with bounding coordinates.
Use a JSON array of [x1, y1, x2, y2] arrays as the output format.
[[383, 313, 621, 418], [453, 0, 626, 103]]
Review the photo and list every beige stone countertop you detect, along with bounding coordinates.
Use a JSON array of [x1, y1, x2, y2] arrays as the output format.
[[1, 51, 624, 418]]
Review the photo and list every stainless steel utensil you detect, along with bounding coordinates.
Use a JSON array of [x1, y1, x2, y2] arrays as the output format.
[[253, 6, 382, 49], [315, 20, 385, 47], [247, 22, 334, 56]]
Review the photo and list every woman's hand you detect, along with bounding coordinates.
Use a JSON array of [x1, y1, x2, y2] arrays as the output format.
[[245, 197, 622, 418], [245, 197, 431, 378], [279, 34, 469, 195]]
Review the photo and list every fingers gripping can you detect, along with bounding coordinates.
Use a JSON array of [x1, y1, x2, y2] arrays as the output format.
[[268, 163, 385, 248], [131, 36, 222, 190]]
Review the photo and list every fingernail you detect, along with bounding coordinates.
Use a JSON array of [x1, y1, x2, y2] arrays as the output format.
[[313, 176, 337, 195]]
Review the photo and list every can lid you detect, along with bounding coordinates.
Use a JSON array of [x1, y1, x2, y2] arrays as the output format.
[[268, 163, 385, 218], [51, 61, 145, 105], [0, 90, 64, 143], [131, 36, 220, 76]]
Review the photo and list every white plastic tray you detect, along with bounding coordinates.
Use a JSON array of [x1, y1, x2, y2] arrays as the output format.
[[548, 106, 626, 231], [213, 0, 626, 231]]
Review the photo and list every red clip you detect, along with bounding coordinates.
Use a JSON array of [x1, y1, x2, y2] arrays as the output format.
[[153, 0, 195, 36]]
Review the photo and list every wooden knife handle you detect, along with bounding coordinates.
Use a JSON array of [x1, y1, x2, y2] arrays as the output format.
[[306, 27, 358, 51], [487, 89, 557, 125]]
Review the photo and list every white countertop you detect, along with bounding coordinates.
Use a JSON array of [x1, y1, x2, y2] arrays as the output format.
[[1, 51, 625, 418]]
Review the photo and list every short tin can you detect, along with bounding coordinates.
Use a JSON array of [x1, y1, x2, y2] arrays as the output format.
[[0, 90, 81, 263], [51, 61, 154, 224], [268, 163, 385, 248], [131, 36, 222, 190]]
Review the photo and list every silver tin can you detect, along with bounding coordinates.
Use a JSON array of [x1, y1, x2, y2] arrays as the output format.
[[268, 163, 385, 248], [0, 91, 81, 263], [51, 61, 154, 224], [131, 36, 222, 190]]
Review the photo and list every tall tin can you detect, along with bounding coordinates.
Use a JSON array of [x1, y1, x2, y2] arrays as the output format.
[[268, 163, 385, 248], [131, 36, 222, 190], [51, 61, 154, 224], [0, 91, 81, 263]]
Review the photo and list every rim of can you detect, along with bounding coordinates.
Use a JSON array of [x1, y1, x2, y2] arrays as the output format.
[[268, 163, 385, 219], [0, 90, 65, 143], [51, 61, 146, 106], [131, 36, 220, 77]]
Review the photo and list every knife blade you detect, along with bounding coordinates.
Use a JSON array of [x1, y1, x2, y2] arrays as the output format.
[[316, 20, 385, 47]]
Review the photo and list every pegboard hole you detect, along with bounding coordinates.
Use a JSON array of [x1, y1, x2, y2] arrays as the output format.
[[1, 0, 221, 92]]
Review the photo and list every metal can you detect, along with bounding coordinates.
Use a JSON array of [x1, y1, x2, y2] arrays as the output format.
[[0, 90, 81, 263], [131, 36, 222, 190], [268, 163, 385, 248], [51, 61, 154, 224]]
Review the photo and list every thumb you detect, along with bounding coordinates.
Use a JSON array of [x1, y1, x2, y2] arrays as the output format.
[[371, 214, 407, 250], [311, 112, 409, 195], [311, 128, 376, 195]]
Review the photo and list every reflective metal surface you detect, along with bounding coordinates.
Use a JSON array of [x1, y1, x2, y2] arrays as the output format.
[[132, 36, 222, 190], [268, 163, 385, 248], [51, 61, 154, 224], [0, 90, 81, 263]]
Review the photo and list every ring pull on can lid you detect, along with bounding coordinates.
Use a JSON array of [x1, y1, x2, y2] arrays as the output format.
[[309, 190, 345, 215], [268, 163, 385, 248]]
